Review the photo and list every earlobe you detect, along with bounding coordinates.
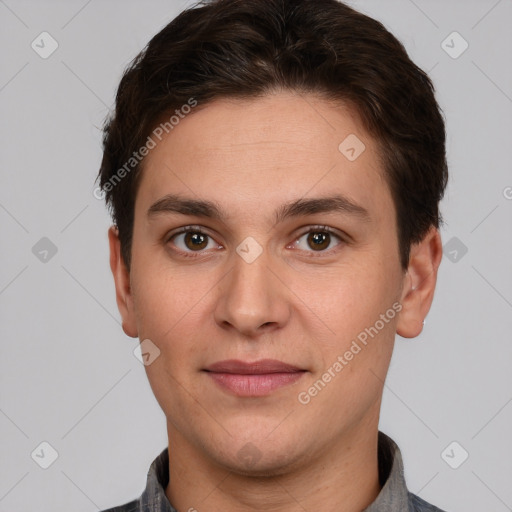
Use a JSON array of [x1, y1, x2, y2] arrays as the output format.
[[108, 226, 139, 338], [396, 227, 443, 339]]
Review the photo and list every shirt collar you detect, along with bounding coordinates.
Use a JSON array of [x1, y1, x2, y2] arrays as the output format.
[[364, 431, 410, 511]]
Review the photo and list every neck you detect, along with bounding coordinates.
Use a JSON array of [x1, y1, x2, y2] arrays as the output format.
[[165, 420, 381, 512]]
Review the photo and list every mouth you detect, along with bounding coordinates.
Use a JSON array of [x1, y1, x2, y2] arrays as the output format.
[[203, 359, 307, 397]]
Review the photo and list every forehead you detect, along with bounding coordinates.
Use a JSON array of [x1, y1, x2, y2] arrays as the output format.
[[136, 91, 392, 224]]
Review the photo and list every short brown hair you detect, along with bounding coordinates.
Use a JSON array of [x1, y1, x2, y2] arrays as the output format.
[[97, 0, 448, 270]]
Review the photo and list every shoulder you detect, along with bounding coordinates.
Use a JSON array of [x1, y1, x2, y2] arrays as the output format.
[[409, 491, 448, 512], [99, 499, 141, 512]]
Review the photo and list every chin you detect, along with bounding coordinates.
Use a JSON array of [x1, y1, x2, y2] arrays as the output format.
[[228, 453, 301, 478], [210, 435, 308, 478]]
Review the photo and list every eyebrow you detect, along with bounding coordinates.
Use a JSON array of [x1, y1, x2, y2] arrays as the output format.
[[147, 194, 371, 223]]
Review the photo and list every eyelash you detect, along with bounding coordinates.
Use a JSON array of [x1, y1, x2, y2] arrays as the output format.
[[165, 224, 345, 259]]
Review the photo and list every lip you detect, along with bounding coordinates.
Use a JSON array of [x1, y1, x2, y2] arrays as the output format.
[[205, 359, 303, 374], [204, 359, 306, 397]]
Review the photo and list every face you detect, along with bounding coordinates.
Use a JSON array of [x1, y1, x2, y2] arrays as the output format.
[[110, 91, 441, 476]]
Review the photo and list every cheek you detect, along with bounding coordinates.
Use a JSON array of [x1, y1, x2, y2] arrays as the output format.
[[298, 273, 398, 417], [296, 254, 401, 390], [130, 263, 187, 343], [129, 257, 215, 373], [299, 258, 398, 333]]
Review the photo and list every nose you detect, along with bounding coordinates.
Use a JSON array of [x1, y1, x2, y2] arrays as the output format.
[[213, 246, 291, 338]]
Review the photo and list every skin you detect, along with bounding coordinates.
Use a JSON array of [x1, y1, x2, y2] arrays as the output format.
[[109, 91, 443, 512]]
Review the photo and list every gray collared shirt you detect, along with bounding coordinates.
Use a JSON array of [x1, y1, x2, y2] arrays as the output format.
[[101, 432, 447, 511]]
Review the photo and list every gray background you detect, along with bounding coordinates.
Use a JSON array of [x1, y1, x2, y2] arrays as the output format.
[[1, 0, 511, 511]]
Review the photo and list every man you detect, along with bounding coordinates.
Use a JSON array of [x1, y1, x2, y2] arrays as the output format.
[[97, 0, 448, 510]]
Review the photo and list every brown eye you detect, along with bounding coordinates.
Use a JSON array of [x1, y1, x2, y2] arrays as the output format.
[[184, 231, 208, 251], [293, 227, 342, 253], [307, 231, 330, 251], [169, 229, 219, 254]]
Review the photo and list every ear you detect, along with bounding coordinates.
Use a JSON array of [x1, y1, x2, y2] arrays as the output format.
[[396, 227, 443, 338], [108, 226, 138, 338]]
